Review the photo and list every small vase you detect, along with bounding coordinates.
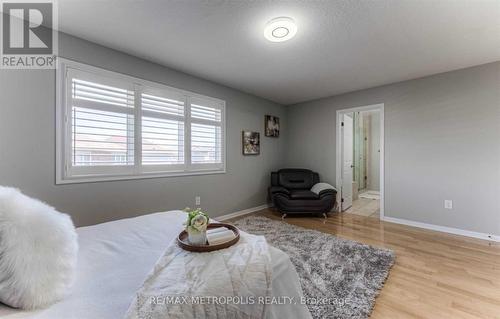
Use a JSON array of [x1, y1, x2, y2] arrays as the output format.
[[188, 229, 207, 246]]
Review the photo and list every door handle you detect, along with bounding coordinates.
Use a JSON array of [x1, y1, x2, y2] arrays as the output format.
[[350, 164, 354, 168]]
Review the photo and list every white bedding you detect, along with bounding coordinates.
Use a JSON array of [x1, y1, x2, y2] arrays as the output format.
[[126, 233, 273, 319], [0, 211, 311, 319]]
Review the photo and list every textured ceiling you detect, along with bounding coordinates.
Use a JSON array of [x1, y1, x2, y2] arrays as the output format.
[[57, 0, 500, 105]]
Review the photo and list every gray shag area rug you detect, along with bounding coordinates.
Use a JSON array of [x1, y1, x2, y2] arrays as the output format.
[[233, 216, 395, 319]]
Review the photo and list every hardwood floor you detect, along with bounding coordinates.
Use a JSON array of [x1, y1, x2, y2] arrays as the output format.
[[231, 209, 500, 319]]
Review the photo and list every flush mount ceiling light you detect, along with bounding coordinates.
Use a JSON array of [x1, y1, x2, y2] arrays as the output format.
[[264, 17, 297, 42]]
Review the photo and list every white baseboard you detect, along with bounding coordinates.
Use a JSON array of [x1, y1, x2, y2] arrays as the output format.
[[216, 204, 269, 221], [382, 216, 500, 242]]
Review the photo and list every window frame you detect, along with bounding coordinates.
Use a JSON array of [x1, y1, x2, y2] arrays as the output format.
[[56, 58, 226, 184]]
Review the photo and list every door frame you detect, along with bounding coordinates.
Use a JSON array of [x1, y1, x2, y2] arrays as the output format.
[[335, 103, 385, 219], [341, 113, 354, 211]]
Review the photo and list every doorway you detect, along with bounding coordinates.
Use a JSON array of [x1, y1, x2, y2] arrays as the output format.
[[336, 104, 384, 219]]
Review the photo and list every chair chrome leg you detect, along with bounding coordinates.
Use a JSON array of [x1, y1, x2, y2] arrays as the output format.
[[322, 213, 328, 219], [281, 213, 287, 219]]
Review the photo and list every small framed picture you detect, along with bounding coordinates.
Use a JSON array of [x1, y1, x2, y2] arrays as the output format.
[[265, 115, 280, 137], [242, 131, 260, 155]]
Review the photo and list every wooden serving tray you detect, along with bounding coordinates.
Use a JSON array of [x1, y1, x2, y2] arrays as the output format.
[[177, 223, 240, 252]]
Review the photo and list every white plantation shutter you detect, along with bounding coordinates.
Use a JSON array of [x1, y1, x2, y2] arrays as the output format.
[[72, 108, 134, 166], [58, 60, 225, 183], [141, 93, 184, 117], [142, 117, 184, 165], [191, 103, 222, 122], [141, 89, 185, 167], [68, 70, 135, 175], [72, 79, 134, 109], [189, 97, 224, 168]]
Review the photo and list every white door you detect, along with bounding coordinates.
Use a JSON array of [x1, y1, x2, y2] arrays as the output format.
[[342, 113, 354, 211]]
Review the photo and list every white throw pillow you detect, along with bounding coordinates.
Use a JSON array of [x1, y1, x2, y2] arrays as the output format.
[[0, 186, 78, 309], [310, 182, 336, 195]]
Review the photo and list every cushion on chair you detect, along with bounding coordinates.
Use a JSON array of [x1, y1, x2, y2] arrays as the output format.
[[0, 186, 78, 310], [278, 169, 315, 189], [311, 182, 337, 194], [289, 190, 319, 200]]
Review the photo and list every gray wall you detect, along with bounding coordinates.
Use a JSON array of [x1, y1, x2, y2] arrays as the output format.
[[0, 33, 287, 227], [1, 32, 498, 236], [287, 62, 500, 236]]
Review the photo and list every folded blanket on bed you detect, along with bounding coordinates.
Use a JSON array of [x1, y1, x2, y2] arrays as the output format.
[[125, 233, 272, 319]]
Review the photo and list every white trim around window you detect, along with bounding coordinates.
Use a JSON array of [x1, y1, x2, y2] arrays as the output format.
[[56, 58, 226, 184]]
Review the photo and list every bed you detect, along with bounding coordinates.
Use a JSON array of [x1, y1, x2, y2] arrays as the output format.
[[0, 210, 311, 319]]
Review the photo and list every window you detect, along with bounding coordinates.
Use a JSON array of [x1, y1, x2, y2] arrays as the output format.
[[190, 97, 223, 165], [56, 59, 225, 183], [141, 89, 185, 168]]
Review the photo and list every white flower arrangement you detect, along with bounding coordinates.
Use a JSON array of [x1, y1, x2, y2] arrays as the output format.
[[183, 208, 209, 245], [184, 207, 209, 232]]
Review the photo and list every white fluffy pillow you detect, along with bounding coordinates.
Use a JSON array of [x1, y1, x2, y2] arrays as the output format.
[[310, 182, 336, 194], [0, 186, 78, 309]]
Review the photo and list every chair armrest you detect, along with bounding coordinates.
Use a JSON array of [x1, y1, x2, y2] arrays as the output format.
[[318, 189, 336, 198], [311, 183, 337, 197], [269, 186, 290, 196]]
